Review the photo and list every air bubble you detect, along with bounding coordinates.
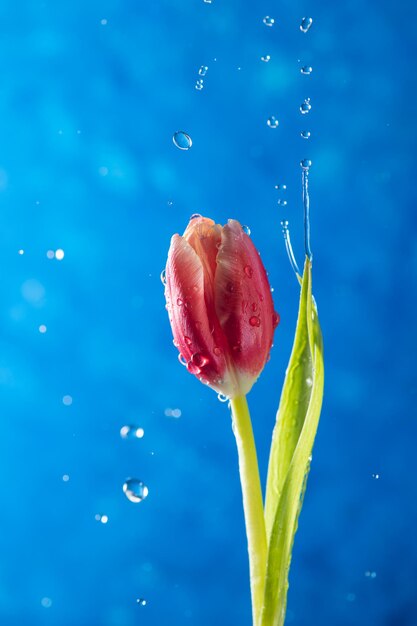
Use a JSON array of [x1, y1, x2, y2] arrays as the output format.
[[267, 116, 279, 128], [261, 55, 271, 63], [300, 98, 311, 114], [195, 79, 204, 91], [274, 184, 287, 190], [301, 130, 311, 139], [123, 478, 149, 503], [300, 158, 312, 170], [173, 131, 192, 151], [198, 65, 208, 76], [263, 16, 275, 26], [277, 199, 288, 207], [301, 66, 313, 75], [120, 425, 145, 439], [217, 393, 229, 403], [137, 598, 147, 606], [300, 17, 313, 33]]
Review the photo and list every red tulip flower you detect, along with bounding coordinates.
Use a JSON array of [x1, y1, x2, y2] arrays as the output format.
[[164, 216, 279, 399]]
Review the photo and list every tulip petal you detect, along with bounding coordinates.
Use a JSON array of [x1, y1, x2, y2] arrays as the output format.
[[165, 234, 234, 395], [215, 220, 277, 394]]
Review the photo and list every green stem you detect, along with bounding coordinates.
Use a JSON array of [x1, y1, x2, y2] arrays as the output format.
[[230, 395, 267, 626]]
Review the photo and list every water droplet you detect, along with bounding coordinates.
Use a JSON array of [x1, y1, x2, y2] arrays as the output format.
[[213, 346, 222, 356], [55, 249, 65, 260], [306, 377, 313, 387], [120, 425, 145, 439], [226, 282, 235, 293], [300, 17, 313, 33], [191, 353, 209, 368], [38, 324, 47, 333], [195, 79, 204, 91], [261, 55, 271, 62], [251, 302, 258, 312], [301, 130, 311, 139], [267, 116, 279, 128], [244, 265, 253, 278], [177, 298, 184, 306], [249, 316, 261, 327], [242, 224, 251, 235], [300, 158, 312, 170], [198, 65, 208, 76], [190, 213, 202, 220], [62, 474, 70, 482], [167, 200, 173, 206], [178, 353, 187, 366], [160, 269, 166, 285], [300, 98, 311, 114], [217, 393, 229, 403], [272, 311, 280, 327], [263, 16, 275, 27], [136, 598, 147, 606], [277, 199, 288, 207], [301, 65, 313, 75], [123, 478, 149, 503], [274, 184, 287, 190], [173, 131, 192, 151], [18, 249, 24, 255], [95, 513, 109, 524], [184, 336, 192, 346], [232, 343, 241, 353]]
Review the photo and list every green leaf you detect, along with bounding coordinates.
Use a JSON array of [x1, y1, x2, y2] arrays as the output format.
[[260, 257, 324, 626]]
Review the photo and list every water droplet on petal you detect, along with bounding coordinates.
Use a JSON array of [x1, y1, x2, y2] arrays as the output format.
[[300, 98, 311, 114], [306, 377, 313, 387], [301, 130, 311, 139], [301, 65, 313, 75], [177, 298, 184, 306], [242, 224, 251, 235], [173, 131, 192, 151], [261, 55, 271, 63], [249, 316, 261, 327], [213, 346, 222, 356], [160, 269, 166, 285], [300, 158, 312, 170], [244, 265, 254, 278], [300, 17, 313, 33], [272, 311, 280, 328], [217, 393, 229, 403], [191, 353, 209, 368], [178, 353, 187, 366], [120, 425, 145, 439], [198, 65, 208, 76], [184, 336, 192, 346], [190, 213, 202, 220], [227, 282, 235, 293], [267, 116, 279, 128], [263, 16, 275, 26], [123, 478, 149, 503]]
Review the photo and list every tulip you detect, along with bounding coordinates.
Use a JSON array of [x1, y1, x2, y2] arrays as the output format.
[[164, 215, 279, 399]]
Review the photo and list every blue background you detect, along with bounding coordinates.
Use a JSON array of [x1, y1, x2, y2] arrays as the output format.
[[0, 0, 416, 625]]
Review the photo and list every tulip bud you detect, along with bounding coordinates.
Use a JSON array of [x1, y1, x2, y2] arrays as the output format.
[[164, 216, 279, 398]]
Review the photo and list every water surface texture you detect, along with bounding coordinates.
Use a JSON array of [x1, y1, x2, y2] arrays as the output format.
[[0, 1, 416, 625]]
